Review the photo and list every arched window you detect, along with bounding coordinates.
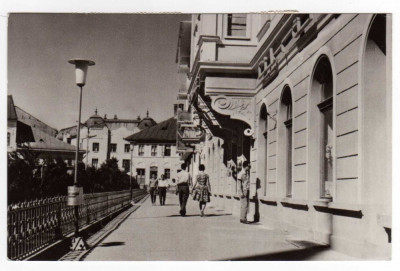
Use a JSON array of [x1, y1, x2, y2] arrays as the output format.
[[362, 15, 389, 205], [258, 105, 269, 196], [281, 86, 293, 197], [312, 56, 334, 198]]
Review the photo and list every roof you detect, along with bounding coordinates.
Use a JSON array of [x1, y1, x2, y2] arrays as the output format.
[[15, 105, 58, 137], [8, 95, 18, 121], [57, 125, 78, 140], [59, 125, 78, 133], [105, 119, 141, 123], [26, 126, 84, 153], [85, 112, 106, 128], [138, 117, 157, 130], [125, 117, 176, 144], [137, 110, 157, 130]]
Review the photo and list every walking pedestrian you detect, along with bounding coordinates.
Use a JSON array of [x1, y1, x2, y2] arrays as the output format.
[[169, 178, 177, 194], [158, 174, 169, 206], [192, 164, 211, 217], [238, 161, 251, 224], [176, 163, 191, 216], [149, 173, 158, 205]]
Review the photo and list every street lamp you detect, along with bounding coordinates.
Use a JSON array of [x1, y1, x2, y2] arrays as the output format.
[[130, 144, 133, 201], [68, 59, 95, 250]]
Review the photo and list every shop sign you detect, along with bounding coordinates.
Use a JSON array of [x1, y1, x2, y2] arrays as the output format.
[[177, 124, 205, 144]]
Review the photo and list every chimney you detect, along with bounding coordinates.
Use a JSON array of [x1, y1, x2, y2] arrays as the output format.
[[114, 114, 117, 119]]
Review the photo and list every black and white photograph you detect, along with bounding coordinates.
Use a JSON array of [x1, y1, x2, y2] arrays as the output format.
[[1, 0, 398, 267]]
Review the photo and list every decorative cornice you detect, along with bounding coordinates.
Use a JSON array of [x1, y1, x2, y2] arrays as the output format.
[[210, 96, 255, 137]]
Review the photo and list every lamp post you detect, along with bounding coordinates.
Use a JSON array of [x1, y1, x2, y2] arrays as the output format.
[[130, 144, 133, 200], [68, 59, 95, 250]]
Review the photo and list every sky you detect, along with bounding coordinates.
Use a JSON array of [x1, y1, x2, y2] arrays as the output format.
[[7, 13, 191, 130]]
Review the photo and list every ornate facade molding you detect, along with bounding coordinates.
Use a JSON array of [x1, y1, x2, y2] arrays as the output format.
[[210, 95, 255, 136]]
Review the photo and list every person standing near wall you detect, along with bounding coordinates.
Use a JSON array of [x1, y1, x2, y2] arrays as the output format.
[[176, 163, 191, 216], [149, 173, 158, 206], [192, 164, 211, 217], [158, 174, 169, 206], [238, 161, 251, 224]]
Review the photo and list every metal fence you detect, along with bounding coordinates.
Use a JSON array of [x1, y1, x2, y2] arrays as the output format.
[[7, 189, 147, 260]]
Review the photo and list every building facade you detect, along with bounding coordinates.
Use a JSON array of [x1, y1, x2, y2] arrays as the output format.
[[7, 95, 82, 170], [176, 14, 391, 259], [58, 110, 156, 171], [125, 117, 181, 188]]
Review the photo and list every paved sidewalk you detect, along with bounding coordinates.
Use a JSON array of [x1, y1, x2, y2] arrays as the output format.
[[83, 194, 356, 261]]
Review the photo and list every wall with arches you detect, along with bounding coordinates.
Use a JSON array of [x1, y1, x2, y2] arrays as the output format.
[[251, 14, 391, 258], [180, 13, 391, 259]]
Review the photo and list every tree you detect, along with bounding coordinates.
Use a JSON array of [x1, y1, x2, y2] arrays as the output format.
[[7, 148, 41, 204], [97, 158, 130, 192], [8, 151, 132, 204], [40, 157, 73, 197]]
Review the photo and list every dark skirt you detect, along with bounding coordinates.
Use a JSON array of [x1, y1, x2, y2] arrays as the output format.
[[193, 186, 210, 203]]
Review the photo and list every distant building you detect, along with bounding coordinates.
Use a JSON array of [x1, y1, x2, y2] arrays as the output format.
[[58, 109, 157, 171], [7, 95, 82, 170], [125, 117, 181, 188]]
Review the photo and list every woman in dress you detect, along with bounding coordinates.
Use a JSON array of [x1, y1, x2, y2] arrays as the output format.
[[192, 164, 211, 217]]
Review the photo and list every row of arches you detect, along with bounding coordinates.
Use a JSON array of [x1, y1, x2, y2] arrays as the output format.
[[257, 14, 386, 200], [258, 56, 333, 199]]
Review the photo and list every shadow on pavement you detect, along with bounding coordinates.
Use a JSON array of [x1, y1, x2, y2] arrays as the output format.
[[240, 222, 263, 225], [205, 213, 232, 217], [98, 242, 126, 247], [166, 213, 232, 218], [166, 214, 200, 217], [226, 245, 330, 261]]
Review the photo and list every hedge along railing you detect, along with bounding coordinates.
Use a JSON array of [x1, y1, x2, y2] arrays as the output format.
[[7, 189, 148, 260]]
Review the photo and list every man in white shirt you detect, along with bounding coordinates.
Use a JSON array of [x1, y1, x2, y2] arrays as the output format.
[[238, 161, 251, 224], [176, 163, 191, 216], [148, 174, 158, 206], [157, 175, 169, 206]]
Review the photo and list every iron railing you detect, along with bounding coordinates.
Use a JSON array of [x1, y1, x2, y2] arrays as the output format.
[[7, 189, 147, 260]]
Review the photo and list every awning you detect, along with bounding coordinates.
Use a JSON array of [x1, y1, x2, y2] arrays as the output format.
[[194, 94, 221, 128]]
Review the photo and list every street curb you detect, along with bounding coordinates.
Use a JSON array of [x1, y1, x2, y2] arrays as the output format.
[[60, 194, 149, 261]]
